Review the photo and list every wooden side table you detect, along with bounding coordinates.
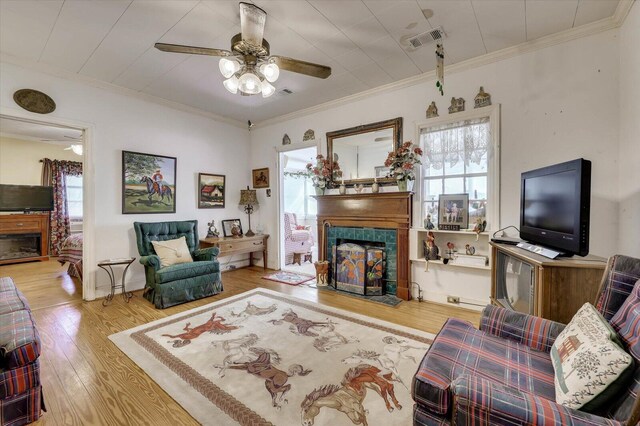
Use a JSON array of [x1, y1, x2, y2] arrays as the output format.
[[98, 257, 135, 306], [200, 234, 269, 270]]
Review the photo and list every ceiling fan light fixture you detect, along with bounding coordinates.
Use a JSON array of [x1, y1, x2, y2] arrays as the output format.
[[219, 58, 240, 78], [259, 63, 279, 83], [70, 144, 83, 156], [223, 76, 240, 94], [238, 71, 262, 95], [261, 80, 275, 98]]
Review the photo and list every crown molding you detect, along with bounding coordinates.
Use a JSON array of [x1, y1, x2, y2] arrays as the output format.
[[0, 53, 246, 129], [256, 5, 632, 129]]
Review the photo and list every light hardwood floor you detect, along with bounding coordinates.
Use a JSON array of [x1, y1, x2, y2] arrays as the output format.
[[1, 260, 480, 425]]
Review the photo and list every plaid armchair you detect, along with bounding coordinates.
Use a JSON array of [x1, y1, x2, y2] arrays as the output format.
[[412, 255, 640, 425]]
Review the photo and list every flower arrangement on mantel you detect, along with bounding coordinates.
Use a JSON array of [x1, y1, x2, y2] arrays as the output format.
[[306, 154, 342, 195], [385, 141, 423, 191]]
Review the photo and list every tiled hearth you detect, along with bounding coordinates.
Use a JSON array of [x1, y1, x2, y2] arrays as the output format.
[[327, 227, 397, 295]]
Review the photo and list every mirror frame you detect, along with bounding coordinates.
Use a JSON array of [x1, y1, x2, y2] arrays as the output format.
[[327, 117, 403, 187]]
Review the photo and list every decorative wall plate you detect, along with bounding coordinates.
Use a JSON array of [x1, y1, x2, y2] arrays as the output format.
[[448, 97, 465, 114], [303, 129, 315, 141], [426, 101, 438, 118], [13, 89, 56, 114], [282, 133, 291, 145]]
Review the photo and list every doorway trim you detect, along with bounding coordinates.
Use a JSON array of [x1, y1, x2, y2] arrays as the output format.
[[1, 106, 96, 301], [275, 140, 319, 270]]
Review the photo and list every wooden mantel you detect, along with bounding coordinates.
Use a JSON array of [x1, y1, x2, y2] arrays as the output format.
[[314, 192, 413, 300]]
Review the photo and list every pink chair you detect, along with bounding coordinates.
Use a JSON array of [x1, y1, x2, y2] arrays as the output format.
[[283, 213, 314, 265]]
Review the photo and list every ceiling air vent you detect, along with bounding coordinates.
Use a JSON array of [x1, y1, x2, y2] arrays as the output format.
[[277, 88, 294, 96], [408, 26, 446, 49]]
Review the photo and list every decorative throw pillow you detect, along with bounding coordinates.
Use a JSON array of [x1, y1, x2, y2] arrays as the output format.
[[610, 279, 640, 360], [151, 237, 193, 268], [295, 225, 307, 230], [551, 303, 634, 412]]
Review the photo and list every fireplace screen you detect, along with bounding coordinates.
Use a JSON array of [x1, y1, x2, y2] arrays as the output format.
[[333, 241, 385, 296], [0, 233, 41, 261]]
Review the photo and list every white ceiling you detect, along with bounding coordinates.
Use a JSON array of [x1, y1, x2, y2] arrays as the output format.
[[0, 0, 621, 123], [0, 117, 83, 144]]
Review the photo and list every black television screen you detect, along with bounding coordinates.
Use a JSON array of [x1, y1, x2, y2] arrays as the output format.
[[0, 184, 54, 212], [520, 158, 591, 256]]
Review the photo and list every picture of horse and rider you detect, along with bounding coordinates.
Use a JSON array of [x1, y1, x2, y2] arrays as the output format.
[[122, 150, 176, 214]]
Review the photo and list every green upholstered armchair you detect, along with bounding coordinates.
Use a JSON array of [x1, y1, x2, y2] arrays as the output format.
[[133, 220, 222, 309]]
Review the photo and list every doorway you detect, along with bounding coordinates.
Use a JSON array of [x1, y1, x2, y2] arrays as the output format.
[[278, 145, 318, 276], [0, 113, 91, 305]]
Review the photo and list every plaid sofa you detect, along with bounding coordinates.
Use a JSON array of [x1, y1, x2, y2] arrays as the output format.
[[0, 277, 45, 425], [412, 255, 640, 425]]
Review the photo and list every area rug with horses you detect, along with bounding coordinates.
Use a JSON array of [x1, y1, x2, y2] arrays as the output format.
[[109, 288, 434, 426]]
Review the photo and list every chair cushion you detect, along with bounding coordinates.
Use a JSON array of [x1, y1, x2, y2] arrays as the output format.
[[289, 230, 311, 242], [412, 318, 555, 416], [155, 261, 219, 284], [551, 303, 634, 412], [152, 236, 193, 268], [610, 279, 640, 361]]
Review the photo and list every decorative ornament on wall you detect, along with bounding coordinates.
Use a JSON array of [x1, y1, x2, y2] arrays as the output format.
[[426, 101, 438, 118], [474, 87, 492, 108], [303, 129, 315, 141], [435, 44, 444, 96], [282, 133, 291, 145], [448, 97, 465, 114], [13, 89, 56, 114]]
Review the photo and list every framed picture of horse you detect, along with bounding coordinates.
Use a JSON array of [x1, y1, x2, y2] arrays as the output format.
[[198, 173, 225, 209], [122, 150, 176, 214]]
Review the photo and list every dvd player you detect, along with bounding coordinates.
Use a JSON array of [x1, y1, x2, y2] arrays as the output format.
[[491, 236, 523, 245]]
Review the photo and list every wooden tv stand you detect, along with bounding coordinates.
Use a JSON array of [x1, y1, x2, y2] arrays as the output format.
[[0, 214, 50, 265], [490, 242, 607, 324]]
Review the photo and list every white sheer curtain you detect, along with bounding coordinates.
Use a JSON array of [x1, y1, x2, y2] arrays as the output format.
[[422, 117, 490, 171]]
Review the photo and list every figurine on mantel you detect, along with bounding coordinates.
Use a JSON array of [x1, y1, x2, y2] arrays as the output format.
[[371, 178, 380, 193], [339, 180, 346, 195], [353, 184, 364, 193], [424, 214, 435, 230], [206, 220, 220, 238]]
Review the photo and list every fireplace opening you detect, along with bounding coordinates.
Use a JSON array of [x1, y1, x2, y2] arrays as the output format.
[[0, 233, 41, 261], [332, 239, 386, 296]]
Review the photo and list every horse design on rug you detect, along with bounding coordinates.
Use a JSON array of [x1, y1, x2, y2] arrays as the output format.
[[229, 301, 278, 324], [211, 333, 260, 377], [300, 364, 401, 426], [342, 336, 427, 389], [162, 313, 240, 348], [141, 175, 172, 202], [224, 347, 311, 409], [268, 309, 358, 352]]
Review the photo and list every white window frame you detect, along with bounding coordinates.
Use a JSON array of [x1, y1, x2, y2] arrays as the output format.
[[414, 104, 501, 231], [65, 174, 83, 222]]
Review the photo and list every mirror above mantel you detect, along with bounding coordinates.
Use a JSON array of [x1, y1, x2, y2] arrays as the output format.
[[327, 117, 402, 187]]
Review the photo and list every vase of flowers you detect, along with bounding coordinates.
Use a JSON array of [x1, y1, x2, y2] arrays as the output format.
[[306, 154, 342, 195], [385, 141, 423, 192]]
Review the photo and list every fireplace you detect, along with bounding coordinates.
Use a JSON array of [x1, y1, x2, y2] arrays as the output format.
[[0, 233, 41, 262], [332, 239, 385, 296]]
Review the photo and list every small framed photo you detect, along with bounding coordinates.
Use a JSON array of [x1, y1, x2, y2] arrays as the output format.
[[222, 219, 243, 237], [438, 193, 469, 230], [375, 166, 390, 178], [198, 173, 225, 209], [252, 167, 269, 188]]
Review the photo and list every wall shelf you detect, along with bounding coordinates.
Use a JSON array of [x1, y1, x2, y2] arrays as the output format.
[[410, 257, 491, 271]]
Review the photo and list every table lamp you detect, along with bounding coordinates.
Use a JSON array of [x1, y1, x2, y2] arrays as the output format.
[[239, 186, 259, 237]]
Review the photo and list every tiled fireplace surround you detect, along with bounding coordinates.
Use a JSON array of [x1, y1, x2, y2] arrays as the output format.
[[314, 192, 413, 300]]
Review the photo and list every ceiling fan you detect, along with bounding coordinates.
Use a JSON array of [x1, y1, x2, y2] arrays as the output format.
[[41, 135, 83, 156], [154, 2, 331, 98]]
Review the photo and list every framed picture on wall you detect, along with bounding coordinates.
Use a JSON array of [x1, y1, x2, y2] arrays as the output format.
[[122, 151, 176, 214], [198, 173, 225, 208], [438, 193, 469, 230], [252, 167, 269, 188]]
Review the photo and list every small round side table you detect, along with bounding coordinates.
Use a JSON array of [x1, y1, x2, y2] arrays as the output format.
[[98, 257, 136, 306]]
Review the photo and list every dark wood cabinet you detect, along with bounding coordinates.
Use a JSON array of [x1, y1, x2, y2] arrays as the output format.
[[0, 214, 50, 265], [490, 242, 607, 324]]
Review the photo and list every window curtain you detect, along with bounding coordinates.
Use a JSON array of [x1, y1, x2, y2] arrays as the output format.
[[41, 158, 83, 255], [422, 117, 490, 170]]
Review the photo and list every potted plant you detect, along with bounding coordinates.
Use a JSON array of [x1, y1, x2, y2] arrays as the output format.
[[306, 155, 342, 195], [385, 141, 423, 192]]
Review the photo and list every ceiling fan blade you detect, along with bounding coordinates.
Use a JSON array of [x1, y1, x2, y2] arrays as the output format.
[[154, 43, 231, 57], [239, 2, 266, 47], [271, 56, 332, 79]]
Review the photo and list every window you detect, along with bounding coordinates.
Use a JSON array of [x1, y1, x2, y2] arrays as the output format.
[[65, 175, 83, 221], [419, 107, 500, 230], [283, 173, 317, 218]]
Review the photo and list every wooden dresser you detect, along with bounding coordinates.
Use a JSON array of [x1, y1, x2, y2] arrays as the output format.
[[200, 234, 269, 270], [0, 214, 50, 265]]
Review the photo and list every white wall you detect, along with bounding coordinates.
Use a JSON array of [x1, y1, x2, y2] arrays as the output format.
[[618, 3, 640, 258], [0, 136, 80, 185], [0, 61, 250, 297], [250, 29, 622, 304]]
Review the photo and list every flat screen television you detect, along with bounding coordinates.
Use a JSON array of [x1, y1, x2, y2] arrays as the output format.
[[0, 184, 54, 212], [520, 158, 591, 257]]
